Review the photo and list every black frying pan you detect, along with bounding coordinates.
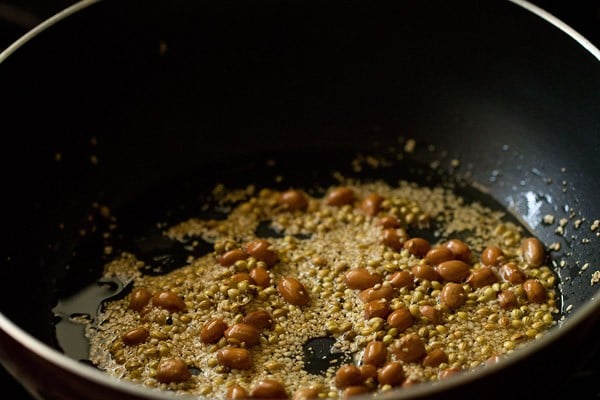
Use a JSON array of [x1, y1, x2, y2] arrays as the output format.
[[0, 0, 599, 399]]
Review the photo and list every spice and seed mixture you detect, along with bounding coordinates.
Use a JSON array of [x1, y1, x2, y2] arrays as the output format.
[[86, 177, 559, 399]]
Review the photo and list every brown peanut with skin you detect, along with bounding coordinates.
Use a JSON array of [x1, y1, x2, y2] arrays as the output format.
[[360, 193, 385, 216], [364, 299, 392, 319], [249, 266, 271, 288], [419, 305, 443, 324], [343, 386, 370, 399], [129, 287, 151, 312], [423, 348, 449, 367], [387, 308, 414, 332], [387, 270, 414, 289], [412, 265, 441, 281], [251, 379, 289, 399], [246, 239, 278, 267], [155, 359, 191, 383], [200, 318, 228, 344], [292, 387, 319, 400], [363, 341, 388, 367], [445, 239, 472, 262], [278, 189, 308, 211], [404, 237, 431, 257], [393, 334, 426, 363], [381, 228, 404, 251], [226, 384, 249, 400], [467, 267, 498, 288], [521, 237, 545, 267], [122, 327, 149, 346], [219, 248, 248, 267], [425, 246, 454, 265], [344, 268, 382, 290], [224, 323, 261, 347], [481, 245, 504, 266], [498, 289, 518, 309], [377, 361, 405, 386], [277, 276, 310, 306], [379, 215, 400, 228], [151, 290, 186, 312], [325, 187, 355, 206], [217, 347, 253, 370], [436, 260, 471, 282], [522, 279, 547, 303], [242, 309, 273, 330], [440, 282, 466, 309], [499, 262, 526, 284], [335, 365, 364, 389], [359, 285, 395, 303]]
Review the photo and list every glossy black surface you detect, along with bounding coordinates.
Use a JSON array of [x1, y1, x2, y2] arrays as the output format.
[[0, 1, 599, 399]]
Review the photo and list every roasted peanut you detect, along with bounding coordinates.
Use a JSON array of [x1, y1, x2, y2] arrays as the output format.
[[419, 305, 443, 325], [521, 237, 545, 267], [412, 265, 441, 281], [481, 245, 504, 266], [439, 367, 462, 379], [151, 290, 186, 312], [200, 318, 228, 344], [360, 193, 385, 216], [277, 276, 310, 306], [155, 359, 191, 383], [229, 272, 251, 284], [218, 248, 249, 267], [436, 260, 471, 282], [325, 187, 355, 206], [424, 246, 454, 265], [377, 361, 405, 386], [466, 267, 498, 288], [225, 323, 261, 347], [129, 287, 151, 312], [363, 341, 388, 367], [246, 239, 278, 267], [499, 262, 526, 284], [403, 237, 431, 258], [242, 309, 273, 330], [122, 327, 149, 346], [251, 379, 288, 399], [379, 215, 401, 229], [217, 347, 253, 370], [344, 268, 382, 290], [335, 365, 364, 389], [278, 189, 308, 211], [359, 285, 395, 303], [393, 334, 426, 363], [386, 308, 414, 332], [522, 279, 547, 303], [226, 384, 249, 400], [387, 270, 414, 289], [293, 387, 319, 400], [382, 228, 404, 251], [249, 266, 271, 288], [445, 239, 472, 263], [422, 348, 449, 367], [440, 283, 466, 309], [343, 386, 370, 399], [497, 289, 518, 309], [359, 364, 378, 381], [364, 299, 392, 319]]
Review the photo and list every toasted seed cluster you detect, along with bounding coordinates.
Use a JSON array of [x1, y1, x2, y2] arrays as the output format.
[[86, 179, 559, 399]]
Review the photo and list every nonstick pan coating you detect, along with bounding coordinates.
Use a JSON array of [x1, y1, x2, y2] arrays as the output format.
[[0, 0, 599, 399]]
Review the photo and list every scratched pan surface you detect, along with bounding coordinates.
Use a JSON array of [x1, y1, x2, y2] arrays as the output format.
[[0, 0, 599, 399]]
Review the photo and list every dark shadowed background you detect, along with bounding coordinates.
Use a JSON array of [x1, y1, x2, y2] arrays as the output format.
[[1, 0, 599, 399]]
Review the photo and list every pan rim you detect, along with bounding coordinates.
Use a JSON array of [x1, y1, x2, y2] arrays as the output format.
[[0, 0, 599, 399]]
